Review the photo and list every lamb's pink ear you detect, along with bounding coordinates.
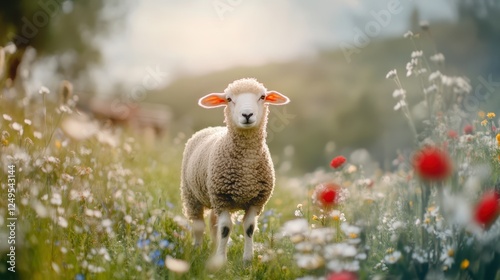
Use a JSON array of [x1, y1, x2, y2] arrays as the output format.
[[265, 91, 290, 105], [198, 93, 227, 108]]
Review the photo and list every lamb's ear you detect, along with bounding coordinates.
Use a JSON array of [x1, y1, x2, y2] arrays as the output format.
[[265, 91, 290, 105], [198, 93, 227, 108]]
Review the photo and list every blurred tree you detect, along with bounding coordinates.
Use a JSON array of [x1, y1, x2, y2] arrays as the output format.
[[0, 0, 126, 82]]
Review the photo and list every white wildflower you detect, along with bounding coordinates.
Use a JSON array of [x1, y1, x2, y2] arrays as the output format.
[[2, 114, 12, 121], [61, 115, 99, 141], [429, 71, 442, 82], [57, 216, 68, 228], [386, 69, 397, 79], [50, 193, 62, 206], [294, 253, 324, 270], [97, 130, 119, 147], [24, 119, 32, 125], [39, 86, 50, 95], [46, 156, 59, 164], [416, 68, 427, 75], [281, 219, 309, 237], [52, 262, 60, 274], [31, 201, 48, 218], [393, 100, 406, 111], [61, 173, 74, 182], [384, 251, 402, 264], [439, 245, 455, 267], [124, 215, 132, 224], [424, 84, 438, 94], [102, 219, 112, 227], [94, 210, 103, 218], [411, 50, 423, 58], [403, 31, 414, 38], [324, 243, 358, 258], [430, 53, 445, 63], [392, 89, 406, 98], [165, 256, 190, 273], [309, 228, 335, 244], [341, 223, 361, 237], [11, 122, 22, 131]]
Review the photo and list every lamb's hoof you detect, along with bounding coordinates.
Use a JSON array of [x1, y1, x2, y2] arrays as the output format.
[[243, 257, 253, 266], [206, 255, 226, 272], [243, 252, 253, 265], [192, 242, 202, 250]]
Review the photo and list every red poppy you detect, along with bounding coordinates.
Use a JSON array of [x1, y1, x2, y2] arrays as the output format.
[[314, 183, 339, 208], [330, 156, 346, 169], [327, 271, 358, 280], [463, 124, 473, 135], [447, 130, 458, 139], [474, 190, 499, 228], [413, 147, 451, 181]]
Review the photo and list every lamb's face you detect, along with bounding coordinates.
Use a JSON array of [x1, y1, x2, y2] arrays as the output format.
[[198, 79, 290, 129], [226, 91, 266, 129]]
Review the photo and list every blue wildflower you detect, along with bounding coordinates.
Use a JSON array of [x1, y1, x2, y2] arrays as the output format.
[[137, 238, 151, 248], [155, 258, 165, 267], [159, 239, 169, 249], [75, 274, 85, 280]]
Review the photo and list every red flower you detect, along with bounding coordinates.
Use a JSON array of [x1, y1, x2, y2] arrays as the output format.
[[327, 271, 358, 280], [464, 124, 473, 135], [474, 190, 500, 228], [413, 147, 451, 181], [314, 183, 339, 208], [330, 156, 346, 169], [447, 130, 458, 139]]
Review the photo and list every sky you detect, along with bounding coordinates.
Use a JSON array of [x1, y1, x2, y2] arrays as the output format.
[[84, 0, 456, 93]]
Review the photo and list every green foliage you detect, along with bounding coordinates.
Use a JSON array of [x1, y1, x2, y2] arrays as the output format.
[[0, 0, 125, 79]]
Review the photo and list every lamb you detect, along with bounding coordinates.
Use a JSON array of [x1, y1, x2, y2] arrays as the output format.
[[180, 78, 290, 264]]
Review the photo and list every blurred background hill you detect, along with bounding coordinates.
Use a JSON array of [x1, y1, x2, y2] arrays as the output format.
[[146, 17, 500, 172], [1, 0, 500, 173]]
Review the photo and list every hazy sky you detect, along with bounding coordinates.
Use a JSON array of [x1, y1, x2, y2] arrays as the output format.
[[87, 0, 456, 93]]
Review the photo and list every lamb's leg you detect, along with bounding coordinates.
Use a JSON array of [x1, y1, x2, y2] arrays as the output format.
[[215, 209, 232, 261], [209, 210, 218, 249], [181, 186, 205, 246], [243, 206, 259, 262], [192, 219, 205, 247]]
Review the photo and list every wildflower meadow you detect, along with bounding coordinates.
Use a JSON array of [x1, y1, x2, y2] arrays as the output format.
[[1, 26, 500, 280]]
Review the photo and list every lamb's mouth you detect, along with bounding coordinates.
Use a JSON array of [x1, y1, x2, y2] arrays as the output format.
[[239, 121, 256, 128]]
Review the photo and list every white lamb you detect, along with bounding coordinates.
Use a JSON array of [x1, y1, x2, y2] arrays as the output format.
[[180, 78, 290, 264]]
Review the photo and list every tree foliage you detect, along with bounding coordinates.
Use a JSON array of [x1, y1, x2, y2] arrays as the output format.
[[0, 0, 124, 79]]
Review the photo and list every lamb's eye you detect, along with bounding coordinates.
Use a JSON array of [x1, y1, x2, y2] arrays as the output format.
[[227, 97, 232, 102], [260, 95, 265, 100]]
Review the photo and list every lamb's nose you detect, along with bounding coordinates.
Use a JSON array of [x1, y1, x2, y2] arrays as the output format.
[[242, 113, 253, 121]]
